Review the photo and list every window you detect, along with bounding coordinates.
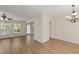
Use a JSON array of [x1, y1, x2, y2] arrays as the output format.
[[13, 23, 21, 33], [0, 22, 11, 35], [0, 22, 22, 36]]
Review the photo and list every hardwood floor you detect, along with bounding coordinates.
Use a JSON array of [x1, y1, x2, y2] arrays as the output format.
[[0, 36, 79, 54]]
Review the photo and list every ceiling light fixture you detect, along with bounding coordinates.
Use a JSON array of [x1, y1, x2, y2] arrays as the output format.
[[0, 13, 12, 21], [66, 5, 79, 23]]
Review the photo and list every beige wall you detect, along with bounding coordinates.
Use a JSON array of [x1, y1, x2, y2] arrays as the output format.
[[54, 16, 79, 44]]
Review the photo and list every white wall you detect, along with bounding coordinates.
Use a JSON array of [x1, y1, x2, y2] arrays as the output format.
[[54, 16, 79, 44], [48, 16, 54, 39], [26, 14, 79, 44], [42, 15, 49, 43], [26, 15, 54, 43], [33, 16, 43, 42], [26, 16, 43, 42], [42, 15, 54, 42]]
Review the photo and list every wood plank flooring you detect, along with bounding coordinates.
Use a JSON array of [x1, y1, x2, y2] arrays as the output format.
[[0, 36, 79, 54]]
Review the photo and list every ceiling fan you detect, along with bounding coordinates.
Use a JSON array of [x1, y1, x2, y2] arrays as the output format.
[[0, 13, 12, 21]]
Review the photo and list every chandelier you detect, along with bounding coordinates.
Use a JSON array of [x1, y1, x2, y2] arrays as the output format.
[[0, 13, 12, 21], [66, 5, 79, 23]]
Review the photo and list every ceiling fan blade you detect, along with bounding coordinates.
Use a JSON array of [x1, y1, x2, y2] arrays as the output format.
[[7, 18, 12, 20]]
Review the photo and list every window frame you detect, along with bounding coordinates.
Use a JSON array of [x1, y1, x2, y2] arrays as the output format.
[[0, 21, 12, 36], [13, 23, 21, 34]]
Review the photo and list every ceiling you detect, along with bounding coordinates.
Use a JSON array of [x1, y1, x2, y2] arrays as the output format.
[[0, 5, 79, 20]]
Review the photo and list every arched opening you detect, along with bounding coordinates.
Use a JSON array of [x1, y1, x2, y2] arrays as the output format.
[[49, 21, 53, 39]]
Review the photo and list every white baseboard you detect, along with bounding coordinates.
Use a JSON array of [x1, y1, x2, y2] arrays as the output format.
[[54, 37, 79, 45]]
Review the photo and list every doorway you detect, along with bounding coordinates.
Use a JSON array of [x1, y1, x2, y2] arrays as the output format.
[[26, 22, 34, 43], [49, 21, 53, 39]]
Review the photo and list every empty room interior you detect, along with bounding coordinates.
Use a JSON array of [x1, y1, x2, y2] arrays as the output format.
[[0, 5, 79, 54]]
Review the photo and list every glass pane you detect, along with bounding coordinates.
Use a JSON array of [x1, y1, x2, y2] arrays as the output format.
[[13, 23, 21, 33], [1, 22, 11, 35]]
